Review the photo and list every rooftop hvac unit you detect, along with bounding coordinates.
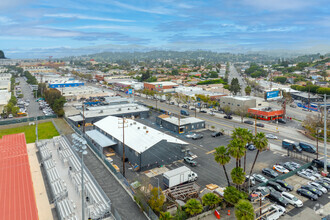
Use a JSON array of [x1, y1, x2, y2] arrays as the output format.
[[118, 108, 121, 111], [128, 108, 130, 110], [143, 126, 147, 129], [130, 123, 132, 126], [99, 110, 103, 113], [137, 127, 140, 129], [146, 130, 148, 134], [133, 122, 136, 125]]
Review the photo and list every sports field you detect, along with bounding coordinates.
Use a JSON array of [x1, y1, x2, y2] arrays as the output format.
[[0, 121, 59, 143]]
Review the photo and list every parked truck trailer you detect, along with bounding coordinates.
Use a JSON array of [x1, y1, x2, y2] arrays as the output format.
[[163, 166, 198, 188]]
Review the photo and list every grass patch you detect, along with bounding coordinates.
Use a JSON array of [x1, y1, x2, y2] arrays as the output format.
[[0, 121, 59, 143]]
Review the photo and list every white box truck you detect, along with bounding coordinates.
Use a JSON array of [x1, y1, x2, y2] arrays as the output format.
[[163, 166, 198, 188]]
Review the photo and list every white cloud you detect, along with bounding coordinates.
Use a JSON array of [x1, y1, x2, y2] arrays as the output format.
[[44, 13, 134, 22], [0, 16, 16, 25], [74, 25, 151, 32], [241, 0, 315, 11], [109, 0, 173, 15]]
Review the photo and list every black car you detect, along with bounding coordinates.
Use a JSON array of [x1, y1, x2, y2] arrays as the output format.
[[297, 188, 318, 201], [256, 123, 264, 127], [267, 181, 285, 192], [262, 168, 279, 178], [200, 110, 207, 113], [224, 115, 232, 119], [316, 180, 330, 190], [246, 144, 256, 151], [268, 191, 289, 207], [276, 179, 294, 191], [192, 133, 203, 140], [282, 162, 296, 171], [312, 159, 330, 170], [244, 120, 254, 125], [211, 132, 223, 137], [301, 185, 323, 197], [278, 118, 286, 124]]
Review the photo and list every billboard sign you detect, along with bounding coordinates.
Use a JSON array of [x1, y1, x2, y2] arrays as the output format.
[[125, 89, 134, 94], [265, 90, 281, 100]]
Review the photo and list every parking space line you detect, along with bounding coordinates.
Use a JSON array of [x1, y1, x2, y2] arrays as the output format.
[[206, 150, 216, 155]]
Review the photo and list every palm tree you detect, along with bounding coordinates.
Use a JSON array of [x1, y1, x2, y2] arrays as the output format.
[[249, 132, 268, 177], [228, 139, 245, 168], [231, 128, 252, 172], [202, 193, 221, 210], [214, 146, 231, 186], [160, 212, 173, 220], [185, 199, 203, 216], [235, 199, 255, 220], [231, 167, 246, 190]]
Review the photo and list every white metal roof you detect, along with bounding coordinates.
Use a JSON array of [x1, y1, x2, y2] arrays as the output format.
[[84, 104, 149, 118], [147, 81, 178, 86], [160, 116, 204, 126], [94, 116, 188, 153], [86, 130, 117, 147]]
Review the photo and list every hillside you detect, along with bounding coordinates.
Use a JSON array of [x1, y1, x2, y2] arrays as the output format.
[[0, 50, 5, 59]]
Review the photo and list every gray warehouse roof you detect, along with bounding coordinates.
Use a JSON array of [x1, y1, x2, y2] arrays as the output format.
[[86, 130, 117, 147]]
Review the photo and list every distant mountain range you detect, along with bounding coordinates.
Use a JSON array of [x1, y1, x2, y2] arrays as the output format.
[[0, 50, 5, 59]]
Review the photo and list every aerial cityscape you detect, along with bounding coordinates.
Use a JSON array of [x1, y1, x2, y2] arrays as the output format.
[[0, 1, 329, 220]]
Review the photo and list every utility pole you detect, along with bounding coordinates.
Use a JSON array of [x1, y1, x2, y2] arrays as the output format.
[[82, 103, 85, 133], [323, 94, 328, 175], [316, 127, 319, 160], [178, 113, 181, 134], [118, 118, 128, 177], [308, 86, 310, 112], [255, 114, 257, 135]]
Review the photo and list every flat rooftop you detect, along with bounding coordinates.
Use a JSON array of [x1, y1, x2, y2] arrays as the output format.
[[0, 133, 39, 220], [158, 115, 205, 126], [94, 116, 188, 153]]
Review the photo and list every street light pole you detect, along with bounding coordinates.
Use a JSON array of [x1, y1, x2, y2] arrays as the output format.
[[323, 94, 328, 174], [81, 149, 85, 220], [316, 127, 319, 160]]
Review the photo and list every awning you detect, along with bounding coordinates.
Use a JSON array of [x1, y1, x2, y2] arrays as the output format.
[[86, 130, 117, 147]]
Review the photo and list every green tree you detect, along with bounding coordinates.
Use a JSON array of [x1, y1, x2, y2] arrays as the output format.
[[223, 186, 248, 205], [223, 105, 231, 116], [148, 187, 165, 214], [185, 199, 203, 216], [160, 212, 173, 220], [173, 207, 187, 220], [231, 167, 246, 189], [249, 132, 268, 178], [209, 71, 218, 78], [228, 138, 245, 169], [202, 193, 221, 209], [244, 86, 251, 95], [232, 128, 253, 172], [165, 93, 172, 103], [235, 199, 255, 220], [214, 146, 231, 186], [230, 78, 241, 95]]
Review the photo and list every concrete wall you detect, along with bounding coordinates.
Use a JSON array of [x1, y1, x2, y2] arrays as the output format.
[[220, 96, 256, 112]]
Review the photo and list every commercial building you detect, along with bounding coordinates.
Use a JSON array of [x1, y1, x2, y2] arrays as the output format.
[[57, 86, 113, 101], [49, 80, 84, 88], [156, 114, 205, 134], [144, 81, 178, 92], [248, 107, 284, 121], [290, 92, 322, 103], [67, 103, 149, 126], [220, 96, 257, 112], [92, 116, 188, 171], [0, 90, 11, 113], [114, 81, 144, 90], [0, 133, 39, 220], [0, 73, 11, 81], [0, 80, 11, 91]]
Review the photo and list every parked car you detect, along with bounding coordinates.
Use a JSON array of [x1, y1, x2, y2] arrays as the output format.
[[182, 104, 188, 108], [262, 168, 279, 178], [300, 185, 323, 197], [315, 180, 330, 190], [304, 169, 322, 179], [297, 188, 318, 201], [268, 191, 289, 207], [8, 114, 13, 118], [244, 120, 254, 125], [183, 157, 197, 167], [245, 175, 256, 186], [256, 123, 264, 127], [308, 182, 328, 193], [273, 165, 290, 174], [261, 204, 286, 219], [224, 115, 232, 119], [211, 132, 223, 137], [322, 177, 330, 184], [312, 159, 330, 170], [281, 192, 303, 207], [282, 162, 296, 171], [276, 179, 294, 191], [185, 133, 196, 138], [267, 181, 285, 192], [299, 142, 316, 153], [290, 162, 301, 169], [266, 134, 278, 139], [245, 143, 256, 151], [297, 170, 317, 181], [192, 133, 203, 140], [253, 174, 268, 183], [278, 118, 286, 124], [200, 109, 207, 113]]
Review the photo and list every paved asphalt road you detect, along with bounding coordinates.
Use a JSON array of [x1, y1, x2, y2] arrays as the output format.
[[19, 77, 44, 117], [228, 63, 247, 95]]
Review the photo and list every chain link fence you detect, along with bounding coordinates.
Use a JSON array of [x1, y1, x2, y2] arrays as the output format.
[[0, 114, 57, 125]]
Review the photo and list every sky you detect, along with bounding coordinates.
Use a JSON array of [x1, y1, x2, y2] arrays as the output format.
[[0, 0, 329, 58]]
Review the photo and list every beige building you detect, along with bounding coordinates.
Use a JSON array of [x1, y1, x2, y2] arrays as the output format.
[[57, 86, 114, 101], [220, 96, 257, 112], [0, 90, 11, 113]]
